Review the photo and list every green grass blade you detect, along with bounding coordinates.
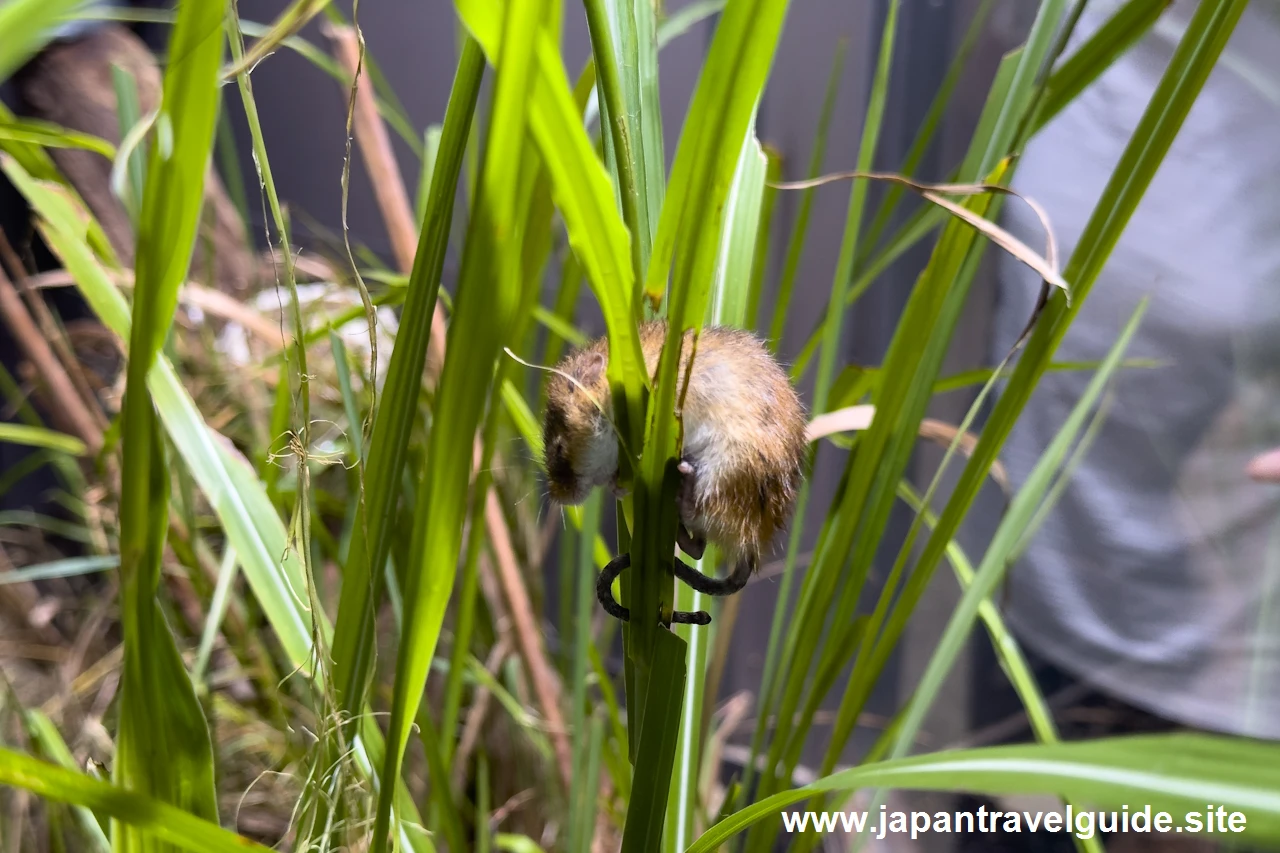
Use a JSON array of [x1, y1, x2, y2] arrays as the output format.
[[192, 546, 237, 684], [0, 116, 115, 159], [656, 0, 724, 49], [1035, 0, 1172, 133], [622, 629, 689, 852], [896, 0, 1247, 790], [585, 0, 661, 292], [629, 0, 791, 771], [416, 124, 442, 226], [19, 711, 110, 851], [664, 130, 766, 853], [371, 0, 550, 844], [0, 0, 85, 83], [0, 555, 117, 586], [707, 135, 766, 328], [745, 145, 780, 330], [112, 0, 225, 844], [221, 0, 329, 79], [110, 65, 146, 227], [456, 0, 647, 464], [0, 749, 272, 853], [328, 34, 483, 733], [859, 0, 995, 257], [0, 423, 86, 456], [570, 493, 604, 853], [686, 734, 1280, 850]]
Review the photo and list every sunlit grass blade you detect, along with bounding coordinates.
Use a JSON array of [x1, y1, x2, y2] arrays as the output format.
[[0, 0, 85, 83], [0, 749, 272, 853], [585, 0, 665, 289], [745, 145, 780, 330], [686, 734, 1280, 850], [456, 0, 647, 450], [0, 116, 115, 159], [221, 0, 330, 79]]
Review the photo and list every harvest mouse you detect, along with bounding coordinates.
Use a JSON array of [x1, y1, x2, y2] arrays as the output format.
[[542, 319, 807, 625]]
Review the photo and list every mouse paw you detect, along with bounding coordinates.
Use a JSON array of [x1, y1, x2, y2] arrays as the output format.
[[677, 524, 706, 561], [676, 457, 699, 521]]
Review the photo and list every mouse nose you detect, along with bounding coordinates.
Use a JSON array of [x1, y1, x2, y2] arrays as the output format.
[[547, 476, 586, 506]]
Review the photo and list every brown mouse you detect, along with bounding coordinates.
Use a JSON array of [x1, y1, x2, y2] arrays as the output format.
[[542, 319, 807, 624]]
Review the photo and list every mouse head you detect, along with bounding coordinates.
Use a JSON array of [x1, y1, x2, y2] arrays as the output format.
[[542, 344, 615, 505]]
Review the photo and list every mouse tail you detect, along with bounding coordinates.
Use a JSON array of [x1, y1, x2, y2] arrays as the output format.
[[672, 552, 756, 597]]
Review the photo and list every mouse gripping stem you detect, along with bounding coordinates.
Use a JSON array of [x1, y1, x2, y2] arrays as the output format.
[[595, 542, 756, 627], [596, 553, 711, 625]]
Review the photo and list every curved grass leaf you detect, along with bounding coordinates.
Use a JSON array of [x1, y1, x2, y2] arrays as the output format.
[[664, 129, 767, 853], [221, 0, 330, 80], [18, 710, 111, 851], [0, 749, 271, 853], [0, 423, 86, 456], [687, 734, 1280, 851], [0, 117, 116, 160], [0, 555, 118, 586]]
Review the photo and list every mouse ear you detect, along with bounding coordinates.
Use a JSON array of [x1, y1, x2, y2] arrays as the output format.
[[580, 350, 607, 386]]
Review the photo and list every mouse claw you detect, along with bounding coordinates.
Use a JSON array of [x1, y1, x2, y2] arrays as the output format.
[[676, 457, 699, 521]]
